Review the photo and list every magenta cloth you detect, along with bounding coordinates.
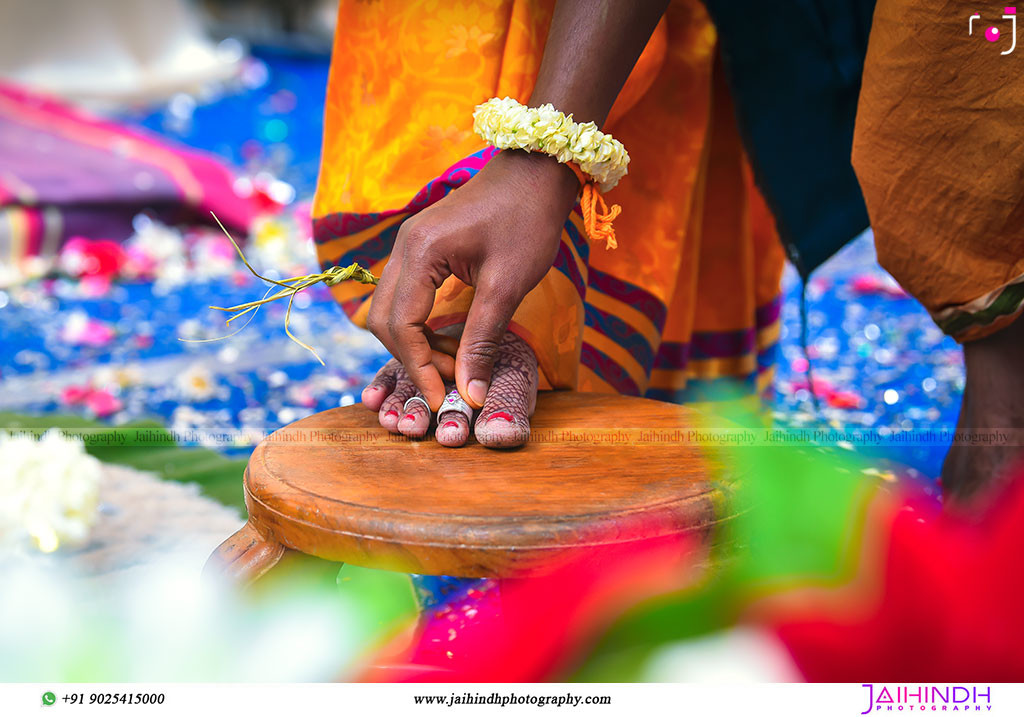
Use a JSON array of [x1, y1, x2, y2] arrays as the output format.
[[0, 82, 259, 258]]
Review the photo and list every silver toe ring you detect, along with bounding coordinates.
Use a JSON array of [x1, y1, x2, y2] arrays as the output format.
[[437, 389, 473, 423], [402, 395, 431, 415]]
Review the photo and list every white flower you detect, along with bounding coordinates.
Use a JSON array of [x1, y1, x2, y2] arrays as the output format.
[[176, 363, 219, 401], [569, 122, 600, 153], [91, 365, 142, 390], [127, 218, 185, 263], [473, 97, 630, 191], [0, 430, 101, 553]]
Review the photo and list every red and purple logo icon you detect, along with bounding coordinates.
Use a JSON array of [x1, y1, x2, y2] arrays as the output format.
[[970, 7, 1018, 54]]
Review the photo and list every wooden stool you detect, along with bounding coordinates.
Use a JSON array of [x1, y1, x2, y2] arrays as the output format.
[[205, 392, 741, 585]]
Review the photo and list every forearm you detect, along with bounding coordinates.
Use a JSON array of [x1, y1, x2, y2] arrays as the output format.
[[529, 0, 670, 126]]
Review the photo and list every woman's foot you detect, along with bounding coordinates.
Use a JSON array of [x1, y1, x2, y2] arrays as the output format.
[[942, 315, 1024, 504], [360, 332, 538, 448]]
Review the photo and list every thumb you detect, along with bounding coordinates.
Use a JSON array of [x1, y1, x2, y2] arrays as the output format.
[[456, 280, 519, 408]]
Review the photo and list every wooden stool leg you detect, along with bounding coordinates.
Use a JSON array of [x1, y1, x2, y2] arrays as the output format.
[[204, 521, 288, 587]]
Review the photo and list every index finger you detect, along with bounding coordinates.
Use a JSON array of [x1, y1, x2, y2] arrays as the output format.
[[388, 262, 448, 412]]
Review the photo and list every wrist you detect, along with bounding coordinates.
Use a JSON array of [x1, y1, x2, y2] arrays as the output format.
[[494, 149, 580, 200]]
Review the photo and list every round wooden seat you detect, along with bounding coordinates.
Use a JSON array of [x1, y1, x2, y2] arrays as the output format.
[[206, 392, 742, 583]]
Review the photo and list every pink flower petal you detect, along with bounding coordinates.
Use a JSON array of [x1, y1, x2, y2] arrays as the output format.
[[85, 390, 122, 418], [60, 385, 91, 405]]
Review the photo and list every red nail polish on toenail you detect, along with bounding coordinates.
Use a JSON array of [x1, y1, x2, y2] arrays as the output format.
[[385, 409, 399, 418], [489, 411, 515, 422], [442, 420, 459, 429], [403, 413, 415, 421]]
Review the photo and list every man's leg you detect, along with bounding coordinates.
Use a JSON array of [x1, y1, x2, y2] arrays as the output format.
[[944, 315, 1024, 501], [852, 0, 1024, 501]]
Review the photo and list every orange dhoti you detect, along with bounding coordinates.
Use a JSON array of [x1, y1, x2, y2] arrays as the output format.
[[853, 0, 1024, 342]]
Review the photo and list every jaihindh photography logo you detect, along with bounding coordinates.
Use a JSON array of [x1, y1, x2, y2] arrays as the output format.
[[860, 685, 993, 713]]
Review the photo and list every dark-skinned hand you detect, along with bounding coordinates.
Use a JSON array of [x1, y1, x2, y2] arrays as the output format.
[[366, 149, 579, 411]]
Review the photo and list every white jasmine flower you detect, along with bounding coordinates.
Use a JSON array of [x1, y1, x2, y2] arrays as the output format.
[[473, 97, 630, 192], [176, 364, 218, 401], [0, 430, 101, 553]]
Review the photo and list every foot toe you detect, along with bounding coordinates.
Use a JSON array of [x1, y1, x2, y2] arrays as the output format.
[[378, 401, 403, 432], [436, 411, 471, 447], [471, 333, 537, 449], [378, 369, 417, 433], [397, 397, 431, 438], [475, 410, 530, 448], [363, 359, 400, 411], [362, 384, 388, 410]]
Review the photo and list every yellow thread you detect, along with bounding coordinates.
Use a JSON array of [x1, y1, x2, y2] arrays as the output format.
[[178, 212, 378, 365]]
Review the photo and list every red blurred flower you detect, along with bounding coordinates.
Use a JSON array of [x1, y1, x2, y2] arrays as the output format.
[[361, 533, 703, 683], [59, 237, 126, 281], [774, 468, 1024, 682]]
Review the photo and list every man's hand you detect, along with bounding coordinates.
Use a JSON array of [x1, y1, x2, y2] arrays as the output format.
[[366, 150, 579, 411]]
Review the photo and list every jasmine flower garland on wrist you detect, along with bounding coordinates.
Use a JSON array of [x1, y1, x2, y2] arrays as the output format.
[[472, 96, 630, 192], [473, 97, 629, 249]]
